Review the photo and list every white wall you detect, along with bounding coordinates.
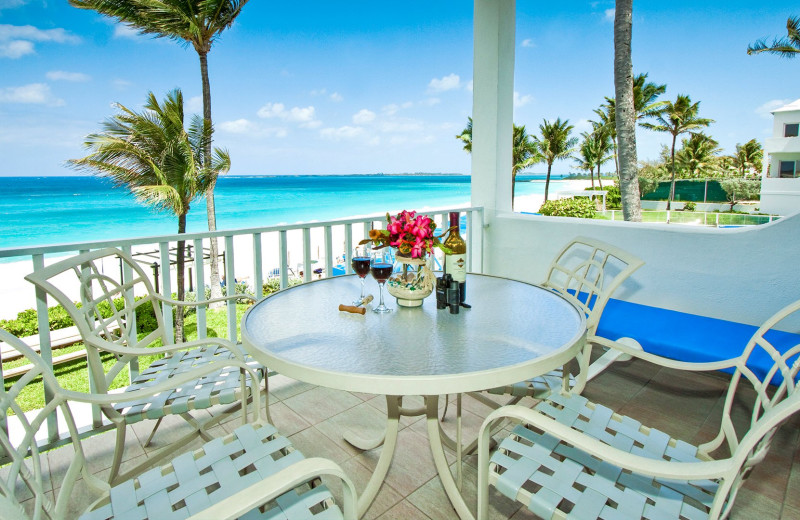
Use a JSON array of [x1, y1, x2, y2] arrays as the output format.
[[482, 210, 800, 326]]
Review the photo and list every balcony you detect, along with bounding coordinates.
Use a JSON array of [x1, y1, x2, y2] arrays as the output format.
[[2, 205, 800, 518]]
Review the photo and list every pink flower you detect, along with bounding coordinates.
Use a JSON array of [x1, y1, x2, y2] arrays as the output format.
[[387, 217, 403, 235], [411, 241, 424, 258]]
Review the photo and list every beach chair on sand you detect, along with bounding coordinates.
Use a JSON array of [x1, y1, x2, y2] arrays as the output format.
[[24, 247, 266, 486], [0, 329, 357, 520]]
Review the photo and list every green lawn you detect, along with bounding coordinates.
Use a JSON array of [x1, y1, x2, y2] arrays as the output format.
[[3, 303, 252, 413]]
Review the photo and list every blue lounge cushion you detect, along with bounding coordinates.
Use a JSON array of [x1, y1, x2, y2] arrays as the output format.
[[596, 298, 800, 385]]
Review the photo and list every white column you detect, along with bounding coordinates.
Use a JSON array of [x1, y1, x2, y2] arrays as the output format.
[[471, 0, 515, 214]]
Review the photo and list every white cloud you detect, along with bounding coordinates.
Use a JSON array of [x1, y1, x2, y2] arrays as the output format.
[[514, 91, 533, 109], [756, 99, 793, 119], [465, 80, 473, 92], [112, 78, 131, 90], [521, 38, 535, 48], [218, 119, 288, 138], [0, 24, 80, 43], [428, 73, 461, 93], [257, 102, 319, 127], [0, 83, 63, 105], [320, 125, 365, 141], [219, 119, 258, 134], [46, 70, 90, 82], [604, 8, 615, 22], [422, 97, 441, 106], [353, 109, 376, 125], [379, 120, 424, 134], [330, 92, 343, 102], [0, 39, 33, 58], [113, 24, 139, 39], [186, 95, 203, 112], [0, 24, 80, 59]]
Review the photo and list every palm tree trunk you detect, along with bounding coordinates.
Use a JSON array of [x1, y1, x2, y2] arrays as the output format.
[[668, 133, 677, 211], [176, 213, 186, 344], [199, 50, 223, 304], [544, 163, 553, 202], [597, 164, 604, 189], [511, 171, 516, 211], [590, 167, 595, 189], [613, 0, 642, 222]]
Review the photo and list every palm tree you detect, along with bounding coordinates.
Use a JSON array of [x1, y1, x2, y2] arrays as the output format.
[[675, 133, 722, 178], [69, 89, 230, 342], [69, 0, 248, 302], [511, 125, 541, 209], [534, 118, 578, 202], [747, 16, 800, 58], [733, 139, 764, 177], [615, 0, 650, 223], [456, 118, 541, 209], [574, 133, 598, 188], [641, 95, 714, 210]]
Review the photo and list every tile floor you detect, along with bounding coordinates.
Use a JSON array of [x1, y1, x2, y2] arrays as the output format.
[[32, 357, 800, 519]]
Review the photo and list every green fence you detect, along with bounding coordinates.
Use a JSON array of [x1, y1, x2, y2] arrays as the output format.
[[597, 210, 778, 227], [642, 180, 732, 202]]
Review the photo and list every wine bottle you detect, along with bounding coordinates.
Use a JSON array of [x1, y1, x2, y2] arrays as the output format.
[[443, 211, 468, 306]]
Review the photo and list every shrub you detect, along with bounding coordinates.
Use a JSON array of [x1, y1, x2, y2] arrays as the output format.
[[0, 295, 159, 338], [538, 197, 597, 218], [262, 277, 303, 297], [683, 201, 697, 211]]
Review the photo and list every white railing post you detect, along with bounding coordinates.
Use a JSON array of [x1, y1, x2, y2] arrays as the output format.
[[278, 230, 289, 289], [32, 253, 59, 441], [159, 242, 174, 344], [224, 235, 236, 342], [324, 225, 333, 278], [253, 233, 263, 299], [193, 238, 207, 339], [302, 228, 312, 283], [121, 245, 139, 382], [344, 223, 353, 274]]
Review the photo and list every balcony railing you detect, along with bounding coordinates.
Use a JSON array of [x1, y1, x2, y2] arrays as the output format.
[[0, 206, 484, 447]]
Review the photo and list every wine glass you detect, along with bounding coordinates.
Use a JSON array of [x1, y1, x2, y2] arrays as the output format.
[[351, 245, 371, 304], [370, 247, 393, 313]]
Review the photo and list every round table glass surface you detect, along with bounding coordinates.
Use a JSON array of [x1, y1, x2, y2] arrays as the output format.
[[241, 274, 586, 395]]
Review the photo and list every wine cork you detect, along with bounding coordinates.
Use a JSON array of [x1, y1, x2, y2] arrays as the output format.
[[338, 304, 367, 315]]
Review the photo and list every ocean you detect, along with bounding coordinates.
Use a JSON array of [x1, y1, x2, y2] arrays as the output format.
[[0, 174, 570, 250]]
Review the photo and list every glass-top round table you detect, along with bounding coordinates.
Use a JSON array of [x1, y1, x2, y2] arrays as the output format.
[[241, 273, 586, 519]]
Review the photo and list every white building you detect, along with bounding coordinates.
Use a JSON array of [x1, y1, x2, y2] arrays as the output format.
[[760, 98, 800, 215]]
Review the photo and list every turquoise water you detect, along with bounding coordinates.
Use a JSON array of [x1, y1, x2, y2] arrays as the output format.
[[0, 175, 568, 249]]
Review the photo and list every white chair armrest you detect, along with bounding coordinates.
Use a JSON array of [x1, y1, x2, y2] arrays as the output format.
[[153, 293, 256, 307], [185, 457, 358, 520], [480, 404, 733, 481]]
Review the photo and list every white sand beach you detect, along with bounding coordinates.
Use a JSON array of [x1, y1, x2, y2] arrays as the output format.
[[0, 179, 596, 320]]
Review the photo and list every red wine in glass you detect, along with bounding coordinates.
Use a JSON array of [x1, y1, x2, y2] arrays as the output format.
[[370, 263, 393, 282], [352, 257, 371, 278], [352, 247, 371, 304]]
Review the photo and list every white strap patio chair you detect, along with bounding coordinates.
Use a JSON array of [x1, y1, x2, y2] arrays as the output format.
[[24, 247, 265, 485], [477, 298, 800, 520], [0, 329, 357, 520], [455, 237, 644, 418]]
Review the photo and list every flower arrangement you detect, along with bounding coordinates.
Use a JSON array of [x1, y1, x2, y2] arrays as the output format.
[[361, 210, 448, 259]]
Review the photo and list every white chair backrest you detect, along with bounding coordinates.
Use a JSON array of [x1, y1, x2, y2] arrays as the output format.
[[24, 248, 169, 393], [542, 237, 644, 334], [0, 329, 106, 520], [710, 299, 800, 458]]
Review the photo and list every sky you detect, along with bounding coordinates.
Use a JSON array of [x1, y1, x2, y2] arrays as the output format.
[[0, 0, 797, 177]]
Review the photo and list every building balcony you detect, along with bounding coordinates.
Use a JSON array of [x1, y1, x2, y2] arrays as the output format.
[[2, 206, 799, 518], [765, 136, 800, 154]]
